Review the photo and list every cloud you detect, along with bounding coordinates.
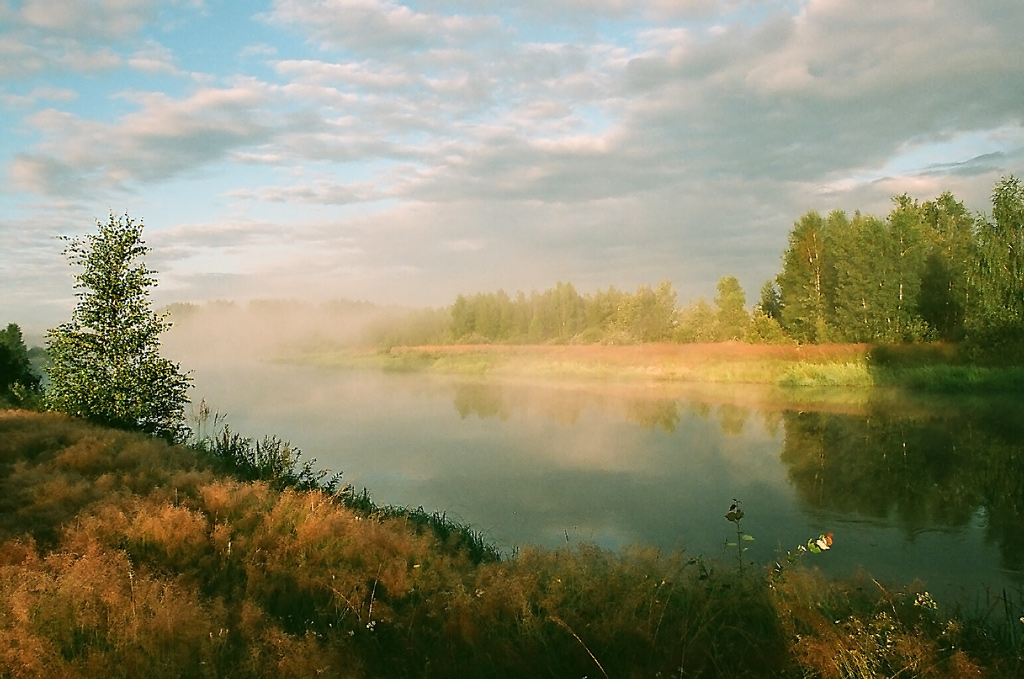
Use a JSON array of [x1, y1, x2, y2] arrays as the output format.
[[264, 0, 503, 54], [229, 180, 385, 206], [0, 34, 122, 77], [10, 81, 278, 196], [274, 58, 416, 92], [0, 0, 208, 79], [3, 0, 1023, 332], [240, 43, 278, 59], [128, 40, 186, 76], [17, 0, 157, 39], [608, 0, 1024, 191], [0, 85, 77, 108]]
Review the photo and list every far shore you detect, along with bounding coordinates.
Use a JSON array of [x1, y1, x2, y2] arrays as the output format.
[[289, 340, 1024, 397]]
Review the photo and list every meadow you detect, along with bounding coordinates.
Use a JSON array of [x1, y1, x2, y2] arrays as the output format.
[[296, 341, 1024, 393], [2, 408, 1022, 678]]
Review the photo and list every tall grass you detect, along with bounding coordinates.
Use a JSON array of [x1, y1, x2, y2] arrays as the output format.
[[2, 409, 1023, 678]]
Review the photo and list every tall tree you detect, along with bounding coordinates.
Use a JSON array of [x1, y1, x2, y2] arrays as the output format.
[[450, 294, 476, 340], [45, 213, 192, 442], [827, 211, 892, 342], [0, 322, 41, 404], [675, 298, 717, 343], [778, 211, 830, 342], [882, 195, 930, 341], [757, 281, 782, 321], [713, 276, 749, 340], [918, 192, 974, 340], [619, 280, 678, 342], [968, 175, 1024, 348], [582, 286, 625, 342]]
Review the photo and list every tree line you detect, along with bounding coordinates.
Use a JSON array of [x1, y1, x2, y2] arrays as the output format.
[[3, 176, 1022, 441], [434, 176, 1023, 353], [440, 277, 778, 345], [769, 175, 1024, 352]]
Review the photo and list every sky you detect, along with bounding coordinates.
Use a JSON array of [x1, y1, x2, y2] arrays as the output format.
[[2, 0, 1023, 338]]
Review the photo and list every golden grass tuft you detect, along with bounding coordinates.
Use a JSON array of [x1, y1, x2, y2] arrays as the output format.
[[2, 409, 1022, 678]]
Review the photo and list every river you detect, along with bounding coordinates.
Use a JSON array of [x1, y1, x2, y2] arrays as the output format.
[[186, 359, 1024, 610]]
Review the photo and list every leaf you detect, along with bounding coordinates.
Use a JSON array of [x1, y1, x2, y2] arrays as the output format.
[[741, 534, 756, 541]]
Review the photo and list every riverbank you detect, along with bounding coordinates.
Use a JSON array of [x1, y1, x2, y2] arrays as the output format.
[[295, 341, 1024, 392], [2, 408, 1020, 678]]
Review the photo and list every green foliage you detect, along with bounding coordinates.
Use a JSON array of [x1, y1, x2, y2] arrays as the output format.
[[770, 176, 1024, 351], [617, 280, 678, 342], [200, 426, 343, 493], [0, 322, 42, 407], [918, 192, 974, 340], [757, 280, 782, 321], [883, 195, 931, 340], [187, 399, 342, 494], [747, 307, 790, 344], [778, 210, 830, 342], [713, 276, 750, 340], [445, 281, 686, 345], [825, 211, 893, 342], [674, 297, 718, 342], [44, 213, 191, 442], [965, 176, 1024, 356]]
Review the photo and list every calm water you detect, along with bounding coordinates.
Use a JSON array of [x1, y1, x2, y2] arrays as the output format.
[[188, 361, 1024, 607]]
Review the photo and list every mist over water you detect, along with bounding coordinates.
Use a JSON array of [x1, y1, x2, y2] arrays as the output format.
[[164, 313, 1024, 609]]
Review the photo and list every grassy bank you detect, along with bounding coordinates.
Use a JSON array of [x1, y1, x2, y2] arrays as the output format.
[[2, 409, 1022, 678], [295, 341, 1024, 392]]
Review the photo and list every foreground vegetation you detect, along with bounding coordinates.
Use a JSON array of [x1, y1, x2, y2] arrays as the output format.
[[2, 409, 1022, 678], [4, 172, 1021, 677]]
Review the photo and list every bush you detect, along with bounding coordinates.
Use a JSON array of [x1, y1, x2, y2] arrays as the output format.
[[199, 426, 342, 493]]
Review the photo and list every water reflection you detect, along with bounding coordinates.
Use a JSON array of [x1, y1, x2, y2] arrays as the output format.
[[186, 363, 1023, 605], [437, 378, 1024, 597], [450, 380, 756, 436], [781, 400, 1024, 572]]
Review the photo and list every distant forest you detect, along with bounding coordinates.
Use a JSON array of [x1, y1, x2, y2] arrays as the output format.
[[164, 176, 1024, 357], [402, 175, 1023, 353]]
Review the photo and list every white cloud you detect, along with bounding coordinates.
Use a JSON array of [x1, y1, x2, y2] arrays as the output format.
[[11, 81, 278, 196], [275, 58, 416, 91], [17, 0, 157, 38], [0, 85, 77, 108], [0, 35, 123, 76], [3, 0, 1023, 330], [265, 0, 503, 54], [230, 180, 385, 206], [128, 40, 186, 76]]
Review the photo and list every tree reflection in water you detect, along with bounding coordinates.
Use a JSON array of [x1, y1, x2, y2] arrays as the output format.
[[449, 378, 1024, 575], [780, 397, 1024, 571]]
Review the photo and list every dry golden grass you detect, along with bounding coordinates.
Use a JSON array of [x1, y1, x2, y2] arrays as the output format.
[[1, 408, 1021, 678]]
